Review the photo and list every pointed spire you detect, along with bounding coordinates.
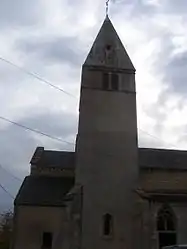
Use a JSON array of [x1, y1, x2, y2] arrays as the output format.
[[84, 17, 135, 71]]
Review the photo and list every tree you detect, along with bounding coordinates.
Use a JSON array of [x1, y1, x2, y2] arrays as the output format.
[[0, 211, 13, 249]]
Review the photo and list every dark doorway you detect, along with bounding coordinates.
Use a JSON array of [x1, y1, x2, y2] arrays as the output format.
[[159, 232, 176, 249], [42, 232, 53, 249]]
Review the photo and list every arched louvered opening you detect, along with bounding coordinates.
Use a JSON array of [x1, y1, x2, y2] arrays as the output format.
[[111, 73, 119, 91], [102, 73, 119, 91], [102, 73, 109, 90]]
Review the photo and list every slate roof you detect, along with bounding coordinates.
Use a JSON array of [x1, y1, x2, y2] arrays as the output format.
[[31, 147, 187, 171], [31, 147, 75, 169], [84, 16, 135, 71], [39, 151, 75, 169], [14, 175, 74, 207], [139, 148, 187, 170]]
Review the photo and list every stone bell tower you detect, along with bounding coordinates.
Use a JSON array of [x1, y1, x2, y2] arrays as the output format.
[[75, 15, 138, 249]]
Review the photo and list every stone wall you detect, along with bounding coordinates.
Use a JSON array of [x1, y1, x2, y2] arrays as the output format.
[[140, 169, 187, 190], [12, 206, 67, 249]]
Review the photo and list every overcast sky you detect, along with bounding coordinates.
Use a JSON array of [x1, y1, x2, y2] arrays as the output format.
[[0, 0, 187, 210]]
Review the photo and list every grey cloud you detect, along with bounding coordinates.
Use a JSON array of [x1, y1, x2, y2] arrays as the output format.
[[144, 102, 167, 135], [112, 0, 158, 17], [141, 27, 187, 145], [113, 0, 187, 20], [22, 110, 78, 144], [151, 32, 187, 101], [127, 0, 157, 15], [0, 0, 42, 28], [163, 52, 187, 96], [139, 34, 174, 136], [162, 0, 187, 15], [0, 60, 28, 88], [16, 36, 85, 67], [177, 124, 187, 144]]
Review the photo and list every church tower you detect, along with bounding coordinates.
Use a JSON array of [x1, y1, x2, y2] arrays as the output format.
[[75, 16, 138, 249]]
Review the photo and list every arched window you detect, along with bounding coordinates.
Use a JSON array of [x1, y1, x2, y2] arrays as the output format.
[[103, 213, 112, 236], [157, 205, 177, 249], [157, 205, 176, 231]]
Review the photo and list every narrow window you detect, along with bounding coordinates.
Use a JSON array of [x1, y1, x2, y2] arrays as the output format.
[[157, 206, 176, 231], [103, 73, 109, 90], [157, 205, 176, 249], [103, 213, 112, 236], [111, 73, 119, 91], [42, 232, 53, 249]]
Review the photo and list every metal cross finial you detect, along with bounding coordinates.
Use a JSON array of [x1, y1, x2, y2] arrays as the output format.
[[106, 0, 110, 16]]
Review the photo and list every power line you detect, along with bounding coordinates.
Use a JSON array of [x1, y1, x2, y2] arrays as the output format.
[[0, 164, 22, 182], [0, 58, 177, 149], [0, 116, 75, 146], [0, 116, 180, 202], [0, 114, 178, 154], [138, 128, 178, 149], [0, 128, 177, 202], [0, 56, 77, 99], [0, 183, 14, 199]]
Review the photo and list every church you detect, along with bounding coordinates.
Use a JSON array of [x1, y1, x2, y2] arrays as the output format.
[[12, 15, 187, 249]]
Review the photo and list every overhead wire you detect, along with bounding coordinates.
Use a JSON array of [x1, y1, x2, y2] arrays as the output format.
[[0, 56, 178, 149], [0, 118, 180, 201], [0, 55, 181, 195], [0, 164, 22, 182], [138, 128, 178, 150], [0, 125, 179, 201], [0, 49, 182, 203], [0, 112, 179, 203], [0, 183, 14, 199], [0, 116, 75, 146], [0, 56, 77, 99], [0, 114, 179, 156], [0, 164, 21, 200]]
